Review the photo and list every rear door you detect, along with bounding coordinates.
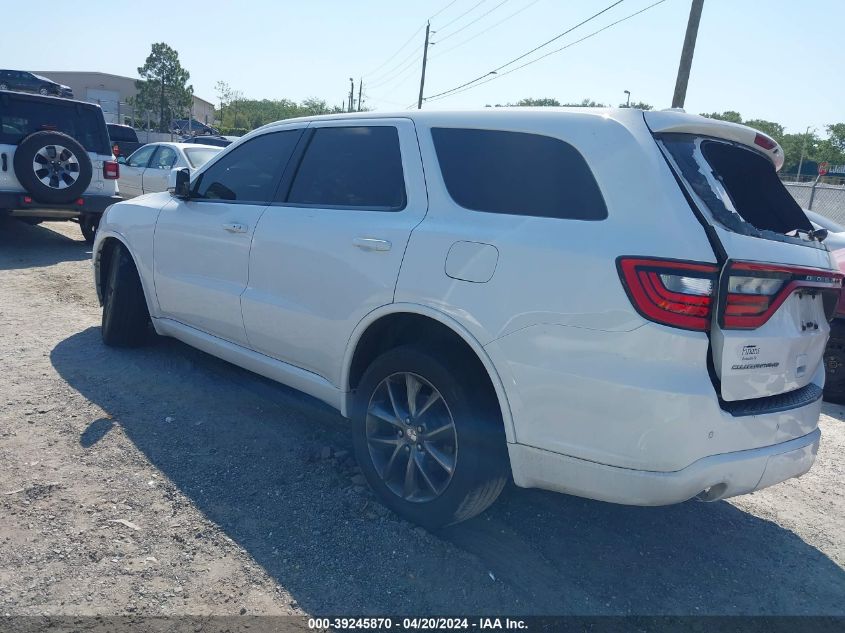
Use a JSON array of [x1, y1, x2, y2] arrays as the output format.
[[241, 118, 427, 384], [649, 112, 841, 402]]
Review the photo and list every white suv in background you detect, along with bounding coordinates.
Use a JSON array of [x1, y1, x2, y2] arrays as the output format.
[[0, 90, 120, 242], [92, 108, 840, 527]]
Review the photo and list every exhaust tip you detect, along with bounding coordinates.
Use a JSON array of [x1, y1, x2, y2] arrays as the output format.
[[696, 483, 728, 502]]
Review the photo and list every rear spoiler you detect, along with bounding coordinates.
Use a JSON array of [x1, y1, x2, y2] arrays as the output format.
[[644, 110, 784, 171]]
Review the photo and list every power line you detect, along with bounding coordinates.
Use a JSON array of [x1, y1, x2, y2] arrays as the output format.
[[426, 0, 668, 103], [362, 0, 462, 78], [434, 0, 511, 44], [436, 0, 488, 32], [430, 0, 543, 61], [367, 48, 424, 90], [425, 0, 625, 101], [364, 26, 424, 77], [430, 0, 461, 19], [368, 58, 425, 94], [367, 43, 423, 84]]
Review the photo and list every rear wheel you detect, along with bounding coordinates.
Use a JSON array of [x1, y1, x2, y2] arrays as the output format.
[[101, 244, 149, 347], [824, 321, 845, 401], [352, 345, 508, 528], [80, 214, 98, 244]]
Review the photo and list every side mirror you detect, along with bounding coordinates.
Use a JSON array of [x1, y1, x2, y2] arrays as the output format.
[[117, 156, 127, 165], [168, 167, 191, 199]]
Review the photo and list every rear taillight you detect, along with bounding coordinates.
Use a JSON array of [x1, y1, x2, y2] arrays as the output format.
[[721, 261, 843, 329], [617, 257, 719, 331], [103, 161, 119, 179]]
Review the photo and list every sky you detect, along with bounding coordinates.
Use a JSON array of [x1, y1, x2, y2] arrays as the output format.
[[4, 0, 843, 134]]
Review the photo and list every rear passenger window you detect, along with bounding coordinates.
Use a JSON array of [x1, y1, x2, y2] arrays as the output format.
[[193, 130, 301, 204], [431, 128, 607, 220], [286, 126, 406, 211]]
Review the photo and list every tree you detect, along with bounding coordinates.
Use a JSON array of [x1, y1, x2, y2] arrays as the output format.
[[562, 98, 607, 107], [513, 97, 561, 107], [700, 110, 742, 124], [743, 119, 784, 139], [136, 43, 193, 132], [619, 101, 653, 110]]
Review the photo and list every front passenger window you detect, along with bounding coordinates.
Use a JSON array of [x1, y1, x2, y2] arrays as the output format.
[[126, 145, 156, 168], [151, 146, 177, 170], [193, 130, 301, 203]]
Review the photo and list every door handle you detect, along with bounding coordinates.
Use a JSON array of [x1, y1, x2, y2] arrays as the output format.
[[353, 237, 392, 252], [223, 222, 248, 234]]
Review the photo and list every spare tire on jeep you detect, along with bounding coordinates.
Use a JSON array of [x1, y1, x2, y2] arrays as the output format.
[[12, 131, 93, 204]]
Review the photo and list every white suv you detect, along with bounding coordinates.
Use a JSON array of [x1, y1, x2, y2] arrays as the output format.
[[0, 90, 120, 242], [92, 108, 841, 527]]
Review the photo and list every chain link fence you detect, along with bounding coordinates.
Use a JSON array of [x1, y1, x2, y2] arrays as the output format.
[[782, 178, 845, 226]]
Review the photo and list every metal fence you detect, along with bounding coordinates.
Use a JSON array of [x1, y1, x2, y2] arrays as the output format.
[[782, 181, 845, 225]]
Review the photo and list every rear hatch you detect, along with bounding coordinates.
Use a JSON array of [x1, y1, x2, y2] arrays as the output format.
[[646, 111, 842, 403], [0, 92, 114, 195]]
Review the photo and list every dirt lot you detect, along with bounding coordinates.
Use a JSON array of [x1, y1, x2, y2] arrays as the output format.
[[1, 218, 844, 617]]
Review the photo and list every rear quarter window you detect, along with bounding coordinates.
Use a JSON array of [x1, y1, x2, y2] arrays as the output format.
[[431, 127, 607, 220], [107, 125, 138, 142], [0, 96, 109, 154]]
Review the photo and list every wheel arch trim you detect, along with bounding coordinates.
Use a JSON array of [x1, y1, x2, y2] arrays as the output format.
[[340, 303, 517, 443], [93, 229, 158, 316]]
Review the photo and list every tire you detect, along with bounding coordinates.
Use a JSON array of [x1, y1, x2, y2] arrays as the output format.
[[101, 244, 150, 347], [352, 345, 508, 528], [0, 83, 7, 90], [80, 214, 99, 244], [13, 131, 93, 204], [39, 87, 49, 95], [824, 321, 845, 401]]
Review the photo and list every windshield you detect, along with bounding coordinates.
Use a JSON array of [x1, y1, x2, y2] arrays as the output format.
[[184, 146, 221, 169], [660, 133, 813, 238]]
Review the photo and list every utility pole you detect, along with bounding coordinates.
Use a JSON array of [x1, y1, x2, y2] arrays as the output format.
[[624, 90, 631, 107], [417, 21, 431, 110], [348, 77, 354, 113], [671, 0, 704, 109], [357, 77, 363, 112]]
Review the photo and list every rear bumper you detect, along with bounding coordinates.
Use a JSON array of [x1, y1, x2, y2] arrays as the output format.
[[509, 428, 820, 505], [0, 193, 120, 218]]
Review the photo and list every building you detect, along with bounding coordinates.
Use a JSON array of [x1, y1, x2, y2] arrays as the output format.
[[34, 71, 216, 127]]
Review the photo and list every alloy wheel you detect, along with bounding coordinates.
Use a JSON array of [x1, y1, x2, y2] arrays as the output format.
[[365, 372, 458, 503], [32, 144, 80, 190]]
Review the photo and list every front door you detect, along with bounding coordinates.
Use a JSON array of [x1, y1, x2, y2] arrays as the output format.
[[120, 144, 156, 198], [142, 145, 178, 195], [242, 119, 428, 384], [153, 127, 304, 346]]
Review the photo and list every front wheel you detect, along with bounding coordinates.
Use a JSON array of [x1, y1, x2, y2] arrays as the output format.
[[101, 244, 150, 347], [352, 345, 508, 528]]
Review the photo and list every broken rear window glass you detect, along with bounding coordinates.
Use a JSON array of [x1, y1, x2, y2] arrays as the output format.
[[660, 134, 812, 239]]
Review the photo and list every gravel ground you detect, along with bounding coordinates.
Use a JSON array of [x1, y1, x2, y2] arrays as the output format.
[[1, 218, 844, 617]]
